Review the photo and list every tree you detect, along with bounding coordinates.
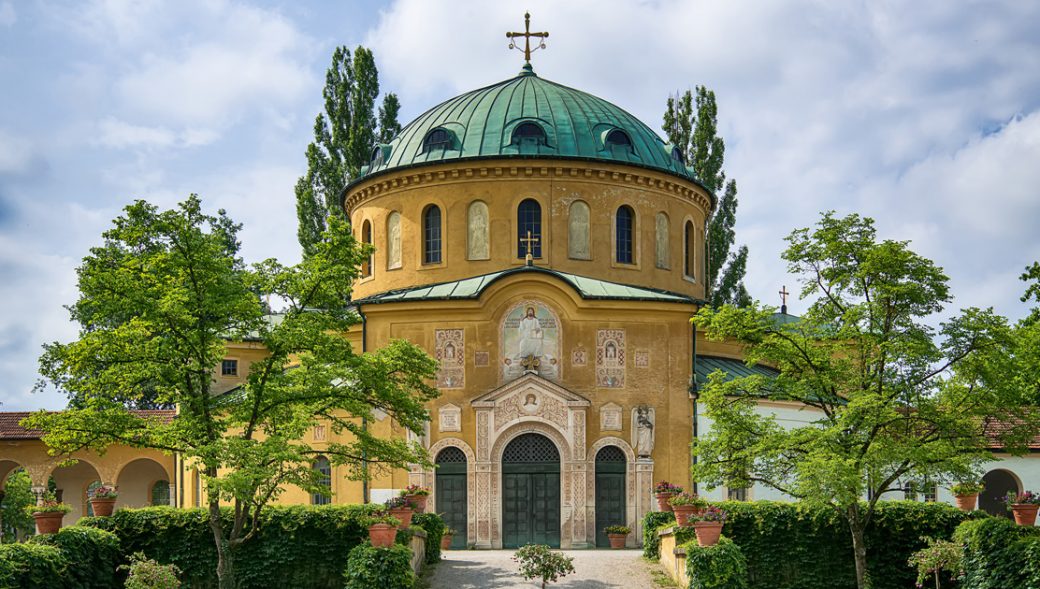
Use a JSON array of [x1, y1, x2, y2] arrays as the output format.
[[26, 196, 438, 589], [690, 212, 1040, 589], [296, 46, 400, 258], [0, 469, 35, 542], [663, 87, 750, 307]]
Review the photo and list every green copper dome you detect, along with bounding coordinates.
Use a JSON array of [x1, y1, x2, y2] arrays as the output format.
[[356, 65, 697, 185]]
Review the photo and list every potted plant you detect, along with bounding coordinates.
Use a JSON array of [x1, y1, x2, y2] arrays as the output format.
[[654, 481, 683, 512], [400, 484, 430, 514], [950, 481, 984, 512], [26, 495, 72, 534], [690, 505, 727, 547], [385, 496, 414, 529], [361, 512, 401, 548], [668, 493, 708, 527], [1006, 491, 1040, 526], [441, 527, 457, 550], [604, 525, 631, 549], [89, 484, 119, 517]]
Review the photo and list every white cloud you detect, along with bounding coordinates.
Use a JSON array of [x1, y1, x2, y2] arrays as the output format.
[[94, 117, 219, 149], [0, 2, 15, 27]]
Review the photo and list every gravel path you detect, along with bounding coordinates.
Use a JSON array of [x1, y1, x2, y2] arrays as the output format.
[[427, 549, 658, 588]]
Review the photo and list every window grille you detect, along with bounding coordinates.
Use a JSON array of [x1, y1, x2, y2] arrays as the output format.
[[503, 433, 560, 463], [436, 447, 467, 464], [596, 445, 626, 463]]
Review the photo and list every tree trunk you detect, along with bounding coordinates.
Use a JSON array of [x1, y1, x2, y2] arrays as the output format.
[[846, 505, 871, 589], [209, 497, 236, 589]]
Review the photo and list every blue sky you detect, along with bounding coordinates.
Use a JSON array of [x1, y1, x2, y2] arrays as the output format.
[[1, 0, 1039, 411]]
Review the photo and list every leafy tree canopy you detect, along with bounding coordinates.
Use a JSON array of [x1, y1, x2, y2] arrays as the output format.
[[691, 211, 1040, 589], [663, 87, 749, 307], [26, 196, 437, 588]]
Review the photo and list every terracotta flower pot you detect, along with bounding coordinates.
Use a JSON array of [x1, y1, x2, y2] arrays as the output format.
[[389, 506, 414, 529], [655, 492, 676, 512], [693, 522, 723, 547], [954, 493, 978, 512], [404, 493, 427, 514], [673, 505, 697, 527], [1011, 504, 1039, 526], [440, 534, 453, 550], [33, 512, 65, 535], [368, 523, 398, 548], [608, 533, 628, 549], [90, 498, 117, 517]]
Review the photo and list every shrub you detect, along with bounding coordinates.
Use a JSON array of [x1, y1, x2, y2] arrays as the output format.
[[604, 525, 631, 535], [0, 542, 66, 588], [642, 510, 675, 559], [23, 494, 72, 516], [343, 543, 414, 589], [683, 537, 749, 589], [79, 504, 385, 589], [122, 552, 182, 589], [512, 544, 575, 588], [954, 516, 1040, 588], [29, 525, 121, 588], [412, 512, 445, 563], [908, 538, 963, 589], [669, 493, 708, 508], [950, 482, 984, 496]]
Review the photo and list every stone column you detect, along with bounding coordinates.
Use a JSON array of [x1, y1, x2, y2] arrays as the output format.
[[634, 458, 655, 543], [569, 461, 590, 548], [168, 482, 177, 507], [474, 408, 494, 548]]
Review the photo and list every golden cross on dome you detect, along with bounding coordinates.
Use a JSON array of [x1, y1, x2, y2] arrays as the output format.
[[506, 12, 549, 64], [520, 230, 540, 265]]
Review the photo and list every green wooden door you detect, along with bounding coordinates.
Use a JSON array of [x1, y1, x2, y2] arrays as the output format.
[[502, 433, 561, 548], [594, 446, 627, 547], [435, 447, 468, 548]]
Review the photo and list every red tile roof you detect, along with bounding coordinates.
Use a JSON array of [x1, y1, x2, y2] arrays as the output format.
[[984, 415, 1040, 450], [0, 410, 175, 440]]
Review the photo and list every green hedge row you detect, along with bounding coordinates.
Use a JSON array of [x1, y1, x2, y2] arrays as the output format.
[[682, 537, 749, 589], [82, 504, 442, 589], [0, 526, 120, 589], [344, 544, 415, 589], [955, 516, 1040, 588], [644, 501, 978, 589]]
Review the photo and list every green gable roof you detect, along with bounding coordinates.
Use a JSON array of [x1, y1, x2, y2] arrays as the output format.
[[354, 266, 703, 306], [695, 356, 780, 391], [351, 65, 700, 189]]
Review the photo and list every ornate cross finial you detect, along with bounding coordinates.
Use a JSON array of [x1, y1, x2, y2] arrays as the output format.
[[520, 230, 540, 266], [779, 285, 790, 314], [506, 12, 548, 64]]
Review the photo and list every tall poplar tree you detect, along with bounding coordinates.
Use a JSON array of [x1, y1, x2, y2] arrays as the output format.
[[295, 46, 401, 258], [664, 87, 750, 308]]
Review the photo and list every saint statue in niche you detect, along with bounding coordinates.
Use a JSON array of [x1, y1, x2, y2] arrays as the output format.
[[468, 202, 489, 259], [444, 343, 456, 360], [501, 301, 560, 382], [388, 212, 402, 269], [635, 405, 655, 457]]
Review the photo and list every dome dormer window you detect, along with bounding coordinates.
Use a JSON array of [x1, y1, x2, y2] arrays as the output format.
[[671, 146, 685, 165], [421, 128, 455, 153], [604, 129, 633, 153], [511, 122, 548, 147], [370, 144, 390, 167]]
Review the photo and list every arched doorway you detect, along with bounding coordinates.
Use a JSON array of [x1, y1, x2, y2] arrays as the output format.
[[435, 447, 467, 549], [502, 433, 561, 548], [980, 469, 1021, 517], [594, 445, 626, 547]]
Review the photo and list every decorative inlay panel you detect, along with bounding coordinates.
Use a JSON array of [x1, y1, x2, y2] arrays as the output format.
[[596, 329, 625, 388], [435, 329, 465, 388]]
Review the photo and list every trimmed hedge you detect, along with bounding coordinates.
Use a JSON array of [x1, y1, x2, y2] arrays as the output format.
[[81, 504, 387, 589], [0, 526, 121, 589], [683, 537, 749, 589], [644, 501, 978, 589], [343, 543, 414, 589], [954, 516, 1040, 588]]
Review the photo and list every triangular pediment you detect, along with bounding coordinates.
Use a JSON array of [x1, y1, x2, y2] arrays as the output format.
[[471, 372, 590, 408]]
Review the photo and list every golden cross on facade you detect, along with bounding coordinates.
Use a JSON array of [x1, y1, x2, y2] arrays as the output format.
[[520, 230, 540, 265], [506, 12, 549, 64]]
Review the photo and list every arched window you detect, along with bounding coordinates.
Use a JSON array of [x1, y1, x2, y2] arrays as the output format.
[[387, 211, 402, 270], [422, 128, 453, 153], [684, 221, 696, 279], [605, 129, 633, 153], [517, 199, 542, 258], [423, 205, 442, 264], [655, 212, 669, 269], [311, 456, 332, 505], [467, 201, 490, 260], [568, 201, 591, 260], [151, 480, 171, 506], [615, 206, 634, 264], [671, 147, 685, 165], [361, 220, 372, 277], [370, 145, 386, 167], [511, 122, 547, 147]]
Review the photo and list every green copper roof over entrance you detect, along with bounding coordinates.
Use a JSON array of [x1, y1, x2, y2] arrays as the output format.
[[355, 66, 697, 184], [353, 266, 703, 305]]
